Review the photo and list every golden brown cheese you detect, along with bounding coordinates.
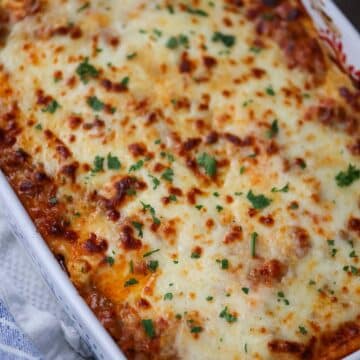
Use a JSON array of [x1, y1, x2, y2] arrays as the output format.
[[0, 0, 360, 359]]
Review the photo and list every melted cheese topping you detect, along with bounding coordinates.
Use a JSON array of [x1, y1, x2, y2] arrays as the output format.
[[0, 1, 359, 359]]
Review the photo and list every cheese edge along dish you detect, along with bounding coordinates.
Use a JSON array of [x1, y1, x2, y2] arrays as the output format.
[[0, 0, 359, 359]]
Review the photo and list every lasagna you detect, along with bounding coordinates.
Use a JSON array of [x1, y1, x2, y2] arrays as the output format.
[[0, 0, 359, 359]]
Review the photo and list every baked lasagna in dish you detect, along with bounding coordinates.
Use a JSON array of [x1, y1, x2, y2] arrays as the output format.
[[0, 0, 359, 359]]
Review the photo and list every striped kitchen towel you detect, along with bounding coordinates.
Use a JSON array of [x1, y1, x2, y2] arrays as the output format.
[[0, 300, 42, 360]]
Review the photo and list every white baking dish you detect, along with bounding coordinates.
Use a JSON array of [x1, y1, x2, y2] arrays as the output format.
[[0, 1, 359, 359]]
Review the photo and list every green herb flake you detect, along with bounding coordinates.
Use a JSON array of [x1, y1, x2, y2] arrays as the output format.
[[166, 36, 179, 49], [271, 183, 289, 193], [216, 205, 224, 213], [87, 96, 104, 111], [34, 123, 43, 130], [219, 306, 237, 323], [148, 260, 159, 272], [212, 32, 236, 48], [220, 258, 229, 269], [299, 326, 308, 335], [141, 202, 160, 225], [148, 174, 160, 190], [105, 256, 115, 266], [127, 52, 137, 60], [77, 2, 90, 12], [191, 252, 201, 259], [266, 119, 279, 138], [120, 76, 130, 88], [343, 265, 359, 275], [92, 156, 105, 173], [164, 292, 173, 301], [129, 159, 144, 172], [206, 296, 214, 301], [42, 99, 60, 114], [161, 168, 174, 182], [249, 46, 262, 54], [186, 6, 208, 17], [335, 164, 360, 187], [242, 287, 249, 295], [107, 153, 121, 170], [190, 326, 203, 333], [247, 190, 271, 209], [195, 204, 203, 210], [49, 197, 58, 205], [197, 152, 217, 177], [143, 248, 160, 257], [76, 57, 99, 83], [142, 319, 156, 338], [124, 278, 138, 287], [250, 232, 258, 257], [265, 86, 276, 96], [132, 221, 143, 238]]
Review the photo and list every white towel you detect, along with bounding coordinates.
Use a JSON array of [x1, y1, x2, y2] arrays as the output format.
[[0, 207, 93, 360]]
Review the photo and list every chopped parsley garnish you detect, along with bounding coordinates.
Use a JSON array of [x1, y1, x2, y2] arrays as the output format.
[[247, 190, 271, 209], [166, 36, 179, 49], [129, 260, 134, 273], [148, 174, 160, 190], [34, 123, 43, 130], [277, 291, 290, 305], [250, 232, 258, 257], [327, 239, 337, 257], [77, 2, 90, 12], [148, 260, 159, 272], [349, 250, 357, 258], [49, 197, 58, 205], [271, 183, 289, 193], [240, 166, 246, 175], [42, 99, 60, 114], [105, 256, 115, 266], [190, 326, 203, 333], [169, 194, 177, 202], [92, 156, 105, 173], [195, 204, 203, 210], [265, 86, 276, 96], [141, 202, 160, 225], [166, 34, 189, 49], [124, 278, 138, 287], [186, 6, 208, 17], [212, 32, 236, 47], [335, 164, 360, 187], [87, 96, 104, 111], [164, 292, 173, 301], [161, 168, 174, 182], [76, 57, 99, 83], [206, 296, 214, 301], [129, 159, 144, 172], [216, 205, 224, 212], [107, 153, 121, 170], [141, 319, 155, 338], [242, 287, 249, 295], [217, 258, 229, 269], [127, 52, 137, 60], [197, 152, 217, 177], [120, 76, 130, 89], [219, 306, 237, 323], [266, 119, 279, 138], [213, 192, 220, 197], [143, 248, 160, 257], [249, 46, 262, 54], [191, 251, 201, 259], [160, 151, 175, 162], [299, 326, 308, 335], [132, 221, 143, 238], [343, 265, 359, 275]]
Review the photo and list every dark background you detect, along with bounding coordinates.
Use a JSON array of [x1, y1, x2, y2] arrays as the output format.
[[334, 0, 360, 30]]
